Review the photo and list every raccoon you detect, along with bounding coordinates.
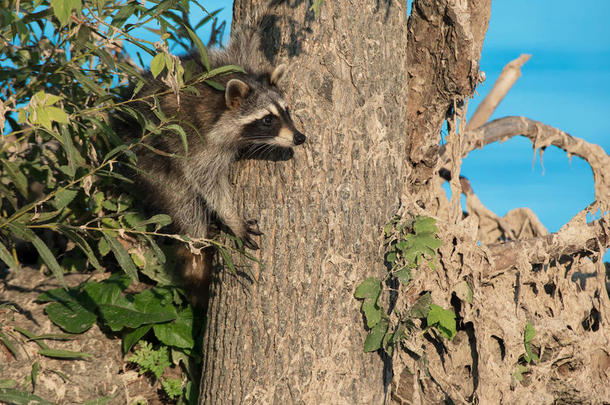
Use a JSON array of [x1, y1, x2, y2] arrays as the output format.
[[120, 30, 306, 252]]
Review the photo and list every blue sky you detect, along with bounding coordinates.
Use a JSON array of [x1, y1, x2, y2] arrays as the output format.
[[463, 1, 609, 236]]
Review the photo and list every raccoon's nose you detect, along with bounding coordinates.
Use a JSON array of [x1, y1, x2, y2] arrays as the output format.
[[293, 131, 306, 145]]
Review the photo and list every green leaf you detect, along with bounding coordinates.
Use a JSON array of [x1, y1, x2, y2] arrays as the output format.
[[1, 159, 28, 198], [38, 348, 93, 360], [46, 106, 69, 124], [354, 277, 381, 300], [123, 325, 152, 354], [50, 0, 81, 25], [82, 275, 130, 306], [103, 234, 139, 282], [31, 362, 39, 392], [185, 26, 210, 71], [153, 308, 194, 349], [98, 237, 110, 257], [0, 241, 18, 271], [427, 304, 456, 340], [524, 322, 535, 344], [409, 292, 432, 318], [138, 214, 172, 229], [98, 304, 176, 332], [6, 222, 65, 287], [310, 0, 325, 19], [0, 379, 17, 389], [45, 300, 96, 333], [165, 124, 188, 155], [220, 247, 236, 274], [54, 188, 78, 210], [206, 64, 246, 77], [0, 332, 20, 360], [394, 267, 411, 284], [150, 53, 166, 78], [363, 319, 388, 352], [57, 225, 102, 271], [71, 68, 106, 96], [204, 79, 224, 90], [361, 298, 381, 329], [0, 388, 54, 405], [454, 281, 473, 304], [37, 287, 73, 303], [413, 216, 438, 235], [386, 251, 397, 265]]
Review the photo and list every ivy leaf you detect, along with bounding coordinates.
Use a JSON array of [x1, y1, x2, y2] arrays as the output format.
[[524, 323, 539, 363], [354, 277, 381, 300], [524, 322, 535, 344], [427, 304, 456, 340], [409, 292, 431, 318], [361, 298, 381, 329], [413, 216, 438, 234], [394, 267, 411, 284], [363, 319, 388, 352]]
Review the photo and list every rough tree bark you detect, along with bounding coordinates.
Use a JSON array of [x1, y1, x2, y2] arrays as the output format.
[[201, 1, 609, 404], [200, 0, 490, 403]]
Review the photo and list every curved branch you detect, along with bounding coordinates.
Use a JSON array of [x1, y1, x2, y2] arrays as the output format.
[[445, 116, 610, 204], [488, 215, 609, 272]]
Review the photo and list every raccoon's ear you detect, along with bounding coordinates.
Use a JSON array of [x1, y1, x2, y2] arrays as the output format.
[[225, 79, 250, 109], [270, 64, 286, 86]]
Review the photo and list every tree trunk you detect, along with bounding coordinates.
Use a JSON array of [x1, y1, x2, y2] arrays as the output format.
[[199, 1, 413, 403]]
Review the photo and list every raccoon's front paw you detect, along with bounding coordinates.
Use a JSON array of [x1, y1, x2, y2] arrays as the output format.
[[239, 219, 263, 250]]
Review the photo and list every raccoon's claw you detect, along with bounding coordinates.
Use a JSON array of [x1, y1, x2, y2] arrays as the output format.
[[242, 234, 259, 250], [245, 219, 263, 236]]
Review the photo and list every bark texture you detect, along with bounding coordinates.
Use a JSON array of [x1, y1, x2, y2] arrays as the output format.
[[201, 1, 412, 403]]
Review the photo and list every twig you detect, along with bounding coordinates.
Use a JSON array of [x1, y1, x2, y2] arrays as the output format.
[[465, 54, 531, 131]]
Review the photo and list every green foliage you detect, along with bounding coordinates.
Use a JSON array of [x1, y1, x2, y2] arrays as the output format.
[[36, 274, 202, 355], [310, 0, 325, 19], [427, 304, 456, 340], [355, 216, 457, 355], [161, 378, 184, 400], [0, 388, 54, 405], [128, 342, 185, 400], [0, 0, 247, 286], [127, 341, 171, 380], [522, 322, 539, 364]]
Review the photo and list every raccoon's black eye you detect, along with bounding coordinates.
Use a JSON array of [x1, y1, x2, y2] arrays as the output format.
[[263, 115, 273, 126]]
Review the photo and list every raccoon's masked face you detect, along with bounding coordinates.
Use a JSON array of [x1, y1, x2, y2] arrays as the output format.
[[225, 65, 307, 148]]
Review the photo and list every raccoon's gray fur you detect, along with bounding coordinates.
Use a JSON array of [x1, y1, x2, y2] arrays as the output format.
[[121, 29, 306, 250]]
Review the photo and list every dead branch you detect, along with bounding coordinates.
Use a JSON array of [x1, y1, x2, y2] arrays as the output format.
[[488, 214, 609, 272], [463, 116, 610, 204], [465, 54, 531, 131]]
